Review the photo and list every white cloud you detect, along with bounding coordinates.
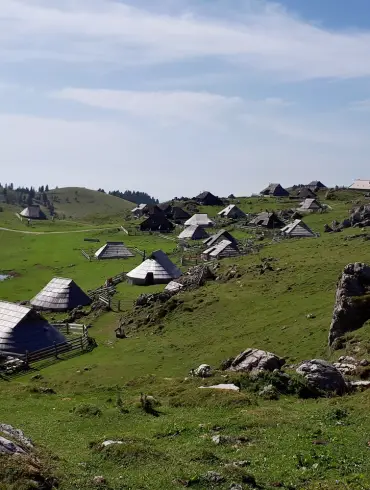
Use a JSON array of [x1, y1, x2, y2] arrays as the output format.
[[2, 0, 370, 80], [52, 88, 242, 126], [349, 99, 370, 112]]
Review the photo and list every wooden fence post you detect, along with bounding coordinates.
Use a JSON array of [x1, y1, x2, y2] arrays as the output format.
[[53, 342, 58, 359], [66, 323, 70, 335], [80, 335, 84, 351]]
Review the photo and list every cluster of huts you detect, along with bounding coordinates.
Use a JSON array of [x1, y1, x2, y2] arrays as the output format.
[[2, 182, 331, 359]]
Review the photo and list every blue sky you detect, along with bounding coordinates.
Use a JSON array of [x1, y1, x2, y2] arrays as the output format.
[[2, 0, 370, 199]]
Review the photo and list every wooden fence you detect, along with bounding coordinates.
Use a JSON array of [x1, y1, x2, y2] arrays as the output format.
[[81, 249, 91, 261], [1, 324, 92, 371]]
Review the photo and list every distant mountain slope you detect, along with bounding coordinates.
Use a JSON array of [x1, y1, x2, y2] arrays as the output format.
[[47, 187, 135, 219]]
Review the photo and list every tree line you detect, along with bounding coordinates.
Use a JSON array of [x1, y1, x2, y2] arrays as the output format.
[[98, 188, 158, 205]]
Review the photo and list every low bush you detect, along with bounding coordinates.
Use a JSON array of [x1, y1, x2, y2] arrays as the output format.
[[72, 404, 102, 418]]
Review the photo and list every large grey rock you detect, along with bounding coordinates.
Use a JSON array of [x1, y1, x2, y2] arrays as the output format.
[[0, 424, 34, 449], [0, 436, 26, 455], [193, 364, 212, 378], [328, 263, 370, 345], [296, 359, 347, 394], [228, 349, 285, 373]]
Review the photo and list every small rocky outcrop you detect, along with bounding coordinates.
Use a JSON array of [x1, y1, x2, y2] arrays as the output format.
[[227, 349, 285, 373], [296, 359, 347, 394], [0, 424, 57, 489], [328, 263, 370, 346], [193, 364, 212, 378]]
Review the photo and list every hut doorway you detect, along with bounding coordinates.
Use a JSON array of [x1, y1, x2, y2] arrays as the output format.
[[145, 272, 154, 285]]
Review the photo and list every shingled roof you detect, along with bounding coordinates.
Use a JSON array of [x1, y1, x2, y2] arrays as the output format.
[[20, 205, 47, 220], [0, 301, 67, 354], [203, 229, 238, 248], [184, 214, 215, 227], [95, 242, 134, 260], [30, 277, 91, 311], [281, 219, 316, 238], [178, 225, 209, 240], [127, 250, 181, 285], [260, 184, 290, 197]]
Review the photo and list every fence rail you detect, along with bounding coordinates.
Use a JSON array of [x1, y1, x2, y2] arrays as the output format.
[[81, 249, 91, 261], [1, 325, 91, 371]]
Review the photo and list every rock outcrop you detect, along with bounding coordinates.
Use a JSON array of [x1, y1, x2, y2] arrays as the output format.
[[329, 263, 370, 346], [193, 364, 212, 378], [0, 424, 57, 489], [227, 349, 285, 373], [296, 359, 347, 394]]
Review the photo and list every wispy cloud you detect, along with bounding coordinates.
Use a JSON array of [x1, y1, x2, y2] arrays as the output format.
[[2, 0, 370, 80], [52, 88, 242, 126], [349, 99, 370, 111]]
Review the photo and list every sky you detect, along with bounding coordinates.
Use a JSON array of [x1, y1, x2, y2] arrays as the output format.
[[2, 1, 370, 199]]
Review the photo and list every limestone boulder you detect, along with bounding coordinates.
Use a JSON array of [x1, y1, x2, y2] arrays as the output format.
[[227, 349, 285, 373], [329, 263, 370, 345], [296, 359, 347, 394]]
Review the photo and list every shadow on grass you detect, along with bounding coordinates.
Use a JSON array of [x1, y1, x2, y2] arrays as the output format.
[[1, 342, 97, 380]]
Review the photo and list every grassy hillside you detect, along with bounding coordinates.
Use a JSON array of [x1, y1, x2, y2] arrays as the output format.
[[2, 191, 370, 489], [47, 187, 135, 221]]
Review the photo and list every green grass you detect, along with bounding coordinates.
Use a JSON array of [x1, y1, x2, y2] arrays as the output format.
[[2, 190, 370, 489], [46, 187, 135, 221]]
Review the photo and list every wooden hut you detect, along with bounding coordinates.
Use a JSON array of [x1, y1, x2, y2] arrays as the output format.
[[184, 214, 215, 228], [140, 214, 174, 232], [307, 181, 327, 191], [260, 184, 289, 197], [194, 191, 223, 206], [95, 242, 134, 259], [20, 205, 47, 220], [178, 225, 209, 240], [298, 198, 322, 212], [218, 204, 246, 219], [0, 301, 67, 354], [296, 187, 317, 199], [126, 250, 181, 285], [203, 229, 238, 248], [202, 240, 239, 260], [249, 212, 285, 229], [30, 277, 91, 311], [281, 219, 316, 238]]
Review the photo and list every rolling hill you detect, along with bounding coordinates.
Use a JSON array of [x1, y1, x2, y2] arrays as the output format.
[[46, 187, 135, 220]]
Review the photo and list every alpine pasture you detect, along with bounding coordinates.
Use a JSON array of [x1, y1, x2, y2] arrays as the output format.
[[2, 187, 370, 489]]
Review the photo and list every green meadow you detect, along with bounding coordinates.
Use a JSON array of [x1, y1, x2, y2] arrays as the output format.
[[1, 189, 370, 489]]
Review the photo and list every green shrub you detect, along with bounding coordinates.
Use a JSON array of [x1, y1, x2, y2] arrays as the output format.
[[72, 404, 102, 418]]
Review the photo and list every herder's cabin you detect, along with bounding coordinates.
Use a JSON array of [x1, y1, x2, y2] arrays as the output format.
[[298, 198, 322, 212], [194, 191, 223, 206], [20, 205, 47, 220], [172, 207, 191, 224], [307, 181, 327, 191], [260, 184, 289, 197], [126, 250, 181, 286], [202, 240, 239, 261], [0, 301, 67, 354], [131, 204, 147, 218], [249, 212, 285, 229], [203, 229, 238, 248], [296, 187, 317, 199], [95, 242, 134, 260], [349, 180, 370, 191], [184, 214, 215, 228], [218, 204, 246, 219], [281, 219, 316, 238], [178, 225, 209, 240], [140, 214, 174, 232], [30, 277, 91, 311]]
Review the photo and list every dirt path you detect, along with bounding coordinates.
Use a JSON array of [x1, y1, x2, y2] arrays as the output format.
[[0, 226, 116, 235]]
